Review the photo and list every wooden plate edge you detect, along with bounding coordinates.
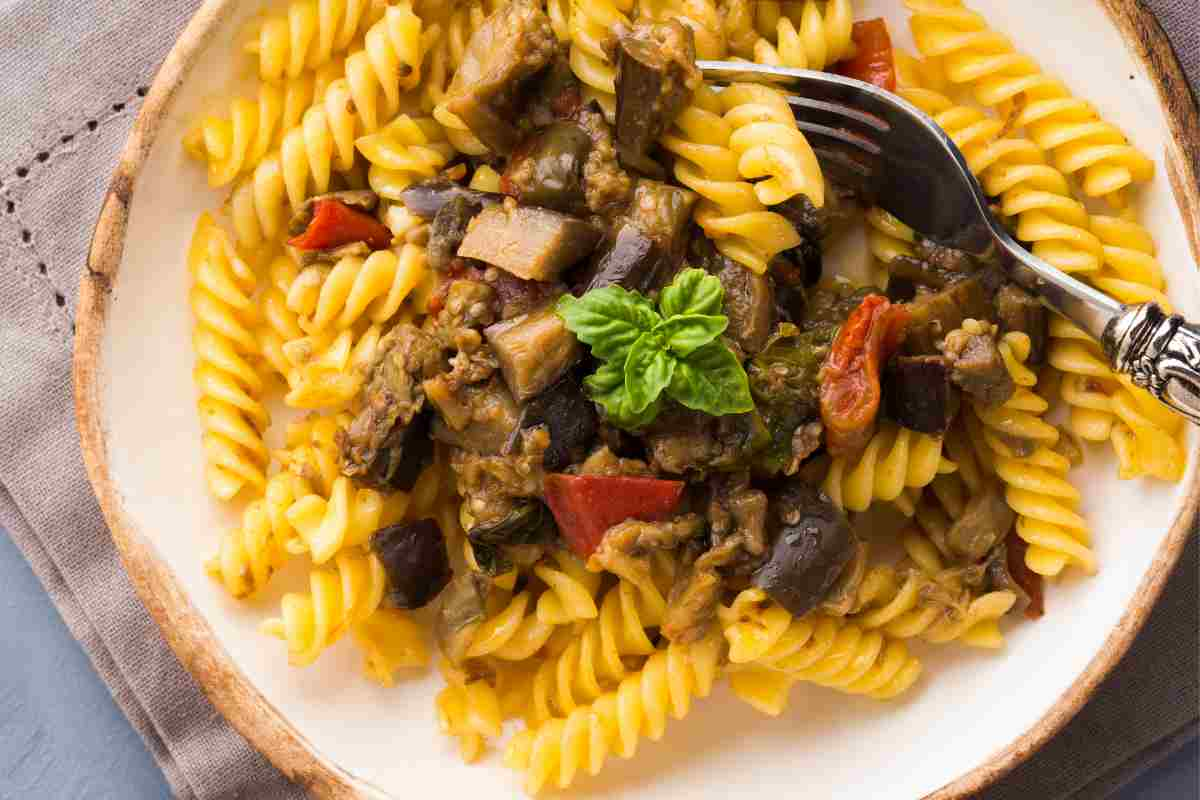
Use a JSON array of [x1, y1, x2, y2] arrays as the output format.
[[70, 2, 1200, 799]]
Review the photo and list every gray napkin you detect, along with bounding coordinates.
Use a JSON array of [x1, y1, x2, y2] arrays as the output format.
[[0, 2, 1193, 799]]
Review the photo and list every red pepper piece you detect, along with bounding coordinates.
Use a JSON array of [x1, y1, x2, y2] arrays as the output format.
[[835, 19, 897, 92], [288, 199, 393, 251], [543, 474, 685, 558], [819, 294, 909, 458], [1006, 531, 1045, 619]]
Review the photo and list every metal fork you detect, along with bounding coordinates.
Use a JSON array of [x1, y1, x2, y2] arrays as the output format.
[[699, 60, 1200, 425]]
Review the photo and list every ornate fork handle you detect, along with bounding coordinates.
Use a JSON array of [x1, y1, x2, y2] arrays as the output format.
[[1104, 303, 1200, 425]]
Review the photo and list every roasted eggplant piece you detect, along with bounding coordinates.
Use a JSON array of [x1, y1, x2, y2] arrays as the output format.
[[942, 325, 1015, 407], [458, 202, 601, 282], [355, 409, 435, 491], [430, 378, 521, 455], [442, 0, 558, 155], [995, 283, 1048, 366], [945, 479, 1015, 562], [883, 355, 959, 434], [468, 500, 556, 548], [747, 323, 833, 419], [752, 482, 857, 617], [714, 258, 775, 355], [427, 194, 486, 272], [435, 573, 488, 664], [627, 179, 697, 272], [398, 177, 500, 219], [508, 377, 598, 470], [502, 122, 592, 214], [902, 268, 1003, 355], [612, 21, 700, 175], [799, 283, 874, 334], [485, 304, 582, 402], [575, 223, 663, 294], [371, 519, 453, 610]]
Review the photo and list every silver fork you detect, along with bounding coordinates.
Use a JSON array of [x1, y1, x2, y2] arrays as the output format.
[[699, 60, 1200, 425]]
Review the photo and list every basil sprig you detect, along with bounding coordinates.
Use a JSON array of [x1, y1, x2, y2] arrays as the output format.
[[557, 269, 754, 429]]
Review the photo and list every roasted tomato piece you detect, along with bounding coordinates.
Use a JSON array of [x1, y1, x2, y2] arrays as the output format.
[[288, 198, 393, 251], [543, 474, 685, 557], [819, 294, 909, 458], [835, 19, 897, 92]]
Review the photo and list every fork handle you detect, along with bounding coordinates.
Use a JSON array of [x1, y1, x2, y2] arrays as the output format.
[[1104, 303, 1200, 425]]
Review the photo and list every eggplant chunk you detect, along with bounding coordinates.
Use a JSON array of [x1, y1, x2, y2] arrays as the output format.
[[371, 519, 452, 609], [575, 224, 662, 294], [613, 21, 700, 175], [430, 378, 521, 455], [883, 355, 959, 434], [942, 326, 1014, 407], [946, 479, 1015, 562], [485, 305, 582, 402], [458, 202, 601, 282], [902, 268, 1003, 355], [715, 258, 775, 355], [502, 122, 592, 214], [443, 0, 558, 155], [427, 194, 485, 272], [752, 482, 856, 617], [508, 377, 599, 470], [628, 179, 696, 271], [398, 177, 500, 219], [995, 283, 1048, 366]]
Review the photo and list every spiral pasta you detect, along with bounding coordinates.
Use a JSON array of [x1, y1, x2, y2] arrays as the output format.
[[437, 663, 506, 762], [720, 588, 922, 708], [183, 63, 344, 187], [286, 475, 407, 563], [187, 214, 269, 502], [533, 550, 603, 626], [466, 590, 560, 661], [261, 548, 388, 665], [244, 0, 384, 82], [288, 244, 429, 334], [257, 255, 307, 381], [661, 83, 815, 274], [748, 0, 854, 72], [823, 421, 957, 514], [905, 0, 1154, 208], [545, 0, 632, 122], [206, 470, 312, 598], [504, 632, 723, 794], [637, 0, 726, 60], [352, 606, 430, 685], [357, 116, 457, 200], [282, 322, 383, 409]]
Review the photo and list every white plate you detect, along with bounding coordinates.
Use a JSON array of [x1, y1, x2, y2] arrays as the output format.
[[75, 1, 1200, 798]]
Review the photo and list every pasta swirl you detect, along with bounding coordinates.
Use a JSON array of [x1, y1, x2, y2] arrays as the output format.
[[290, 244, 429, 333], [356, 116, 457, 200], [749, 0, 854, 72], [187, 214, 269, 501], [245, 0, 384, 81], [503, 632, 723, 794], [823, 421, 957, 514]]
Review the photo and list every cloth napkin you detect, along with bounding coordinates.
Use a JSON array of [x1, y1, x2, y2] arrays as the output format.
[[0, 1, 1194, 798]]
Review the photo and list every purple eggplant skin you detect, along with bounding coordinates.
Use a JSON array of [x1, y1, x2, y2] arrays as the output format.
[[883, 355, 959, 435], [752, 482, 856, 617], [371, 519, 453, 610], [399, 178, 501, 219]]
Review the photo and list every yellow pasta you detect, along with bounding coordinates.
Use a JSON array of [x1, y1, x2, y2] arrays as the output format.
[[823, 421, 957, 514], [637, 0, 726, 60], [187, 214, 269, 502], [905, 0, 1154, 207], [285, 475, 405, 563], [545, 0, 632, 121], [352, 606, 430, 685], [437, 663, 506, 762], [504, 632, 723, 794], [244, 0, 384, 81], [533, 551, 603, 626], [290, 244, 429, 333], [282, 323, 383, 409], [466, 590, 559, 661], [356, 115, 457, 200], [749, 0, 854, 72]]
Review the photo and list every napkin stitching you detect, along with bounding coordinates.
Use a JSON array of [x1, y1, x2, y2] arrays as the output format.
[[0, 85, 149, 333]]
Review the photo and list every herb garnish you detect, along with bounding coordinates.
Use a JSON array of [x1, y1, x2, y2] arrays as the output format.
[[556, 269, 754, 429]]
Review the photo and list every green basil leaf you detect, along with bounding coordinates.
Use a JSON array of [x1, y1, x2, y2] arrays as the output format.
[[668, 341, 755, 416], [585, 360, 662, 430], [557, 287, 661, 362], [653, 314, 728, 358], [659, 268, 724, 318], [624, 333, 676, 413]]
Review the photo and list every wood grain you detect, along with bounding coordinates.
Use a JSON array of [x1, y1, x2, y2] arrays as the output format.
[[71, 1, 1200, 798]]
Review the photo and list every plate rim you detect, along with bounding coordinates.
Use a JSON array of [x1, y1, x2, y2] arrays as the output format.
[[72, 2, 1200, 798]]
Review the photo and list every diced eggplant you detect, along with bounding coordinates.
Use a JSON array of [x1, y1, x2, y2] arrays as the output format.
[[354, 409, 435, 491], [913, 237, 980, 276], [575, 104, 636, 215], [485, 304, 582, 402], [714, 258, 775, 355], [883, 355, 959, 434], [501, 122, 592, 214], [507, 377, 598, 470], [443, 0, 558, 155], [467, 500, 556, 547], [995, 283, 1048, 366], [945, 478, 1015, 562], [887, 255, 960, 291], [435, 573, 488, 664], [747, 323, 833, 419], [370, 519, 452, 609], [752, 482, 857, 617], [527, 55, 584, 127], [627, 179, 696, 272], [398, 177, 500, 219], [430, 378, 520, 455], [427, 194, 485, 272], [902, 268, 1003, 355], [662, 567, 721, 644], [458, 202, 601, 282], [645, 408, 768, 475], [885, 274, 919, 303], [575, 223, 664, 294], [942, 326, 1015, 407], [799, 283, 874, 334], [613, 21, 700, 176]]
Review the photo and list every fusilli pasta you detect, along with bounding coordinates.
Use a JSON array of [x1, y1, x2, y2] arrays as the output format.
[[244, 0, 384, 81], [823, 421, 957, 514]]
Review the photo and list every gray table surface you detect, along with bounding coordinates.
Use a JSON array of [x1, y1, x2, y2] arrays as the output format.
[[0, 522, 1194, 799]]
